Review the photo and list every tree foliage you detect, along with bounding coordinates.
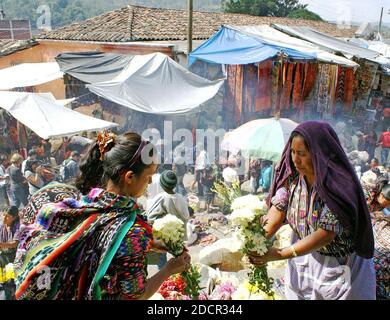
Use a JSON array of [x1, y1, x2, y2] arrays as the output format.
[[287, 8, 322, 21], [224, 0, 322, 19]]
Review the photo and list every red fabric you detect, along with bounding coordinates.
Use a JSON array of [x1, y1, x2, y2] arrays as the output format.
[[223, 65, 237, 129], [243, 64, 257, 119], [379, 131, 390, 148], [255, 60, 272, 112], [274, 61, 283, 113], [300, 63, 318, 115], [344, 68, 354, 111], [280, 62, 294, 110], [292, 63, 304, 109], [235, 65, 244, 125]]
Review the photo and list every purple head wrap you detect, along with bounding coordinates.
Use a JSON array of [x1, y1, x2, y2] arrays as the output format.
[[268, 121, 374, 258]]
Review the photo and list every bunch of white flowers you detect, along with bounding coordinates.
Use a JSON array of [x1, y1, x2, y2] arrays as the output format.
[[242, 230, 268, 256], [153, 214, 185, 256], [228, 195, 275, 298], [231, 195, 266, 212], [230, 208, 256, 228], [153, 215, 201, 299], [229, 195, 268, 254]]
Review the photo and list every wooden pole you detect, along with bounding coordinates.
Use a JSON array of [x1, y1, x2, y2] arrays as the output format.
[[187, 0, 193, 54], [379, 7, 384, 35]]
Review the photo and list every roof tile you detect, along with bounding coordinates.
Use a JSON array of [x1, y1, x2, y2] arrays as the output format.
[[37, 5, 357, 42]]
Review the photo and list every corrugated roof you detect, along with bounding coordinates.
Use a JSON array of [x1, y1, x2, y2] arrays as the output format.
[[37, 5, 357, 42]]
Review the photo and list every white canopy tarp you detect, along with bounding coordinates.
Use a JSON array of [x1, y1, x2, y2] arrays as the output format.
[[87, 52, 225, 115], [0, 91, 72, 107], [346, 38, 390, 66], [0, 62, 64, 90], [0, 92, 118, 139], [229, 25, 359, 68], [272, 24, 390, 66]]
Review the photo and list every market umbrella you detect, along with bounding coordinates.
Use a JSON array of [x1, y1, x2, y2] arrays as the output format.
[[221, 116, 299, 162]]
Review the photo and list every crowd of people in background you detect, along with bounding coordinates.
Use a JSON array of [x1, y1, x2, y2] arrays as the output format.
[[0, 134, 86, 211], [0, 119, 389, 300]]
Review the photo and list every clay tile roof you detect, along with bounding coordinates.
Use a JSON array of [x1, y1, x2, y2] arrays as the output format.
[[0, 39, 38, 57], [37, 5, 357, 42]]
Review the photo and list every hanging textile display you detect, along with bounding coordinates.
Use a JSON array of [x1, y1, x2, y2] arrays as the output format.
[[353, 60, 378, 107], [329, 65, 339, 115], [336, 67, 346, 106], [243, 64, 258, 120], [292, 63, 304, 110], [271, 60, 283, 113], [317, 64, 331, 114], [353, 61, 371, 98], [223, 65, 238, 129], [235, 65, 244, 125], [300, 63, 318, 116], [223, 65, 235, 129], [255, 60, 272, 112], [333, 66, 346, 117], [280, 62, 295, 110], [344, 68, 355, 112]]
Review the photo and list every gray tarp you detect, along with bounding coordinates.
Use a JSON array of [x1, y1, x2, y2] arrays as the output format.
[[57, 51, 225, 115], [56, 52, 133, 84], [272, 24, 384, 64], [87, 52, 225, 115]]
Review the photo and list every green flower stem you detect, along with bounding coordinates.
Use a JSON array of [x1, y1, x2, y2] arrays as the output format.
[[248, 265, 275, 299]]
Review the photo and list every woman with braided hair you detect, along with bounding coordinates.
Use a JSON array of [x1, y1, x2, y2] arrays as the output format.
[[15, 131, 190, 300]]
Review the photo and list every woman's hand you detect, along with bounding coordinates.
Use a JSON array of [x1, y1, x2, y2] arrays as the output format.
[[247, 247, 282, 266], [151, 239, 168, 253], [166, 251, 191, 275]]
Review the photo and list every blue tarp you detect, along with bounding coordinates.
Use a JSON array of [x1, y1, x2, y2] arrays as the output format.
[[189, 26, 317, 66]]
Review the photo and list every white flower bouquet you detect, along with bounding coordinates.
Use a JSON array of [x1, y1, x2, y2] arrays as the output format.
[[153, 214, 201, 299], [153, 214, 185, 256], [229, 195, 275, 298]]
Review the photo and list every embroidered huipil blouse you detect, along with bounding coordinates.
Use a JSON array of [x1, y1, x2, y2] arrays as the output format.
[[271, 173, 354, 257]]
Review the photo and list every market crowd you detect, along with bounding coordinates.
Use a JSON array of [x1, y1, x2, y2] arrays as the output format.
[[0, 120, 389, 300]]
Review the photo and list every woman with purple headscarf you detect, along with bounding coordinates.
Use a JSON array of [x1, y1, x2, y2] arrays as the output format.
[[249, 121, 376, 300]]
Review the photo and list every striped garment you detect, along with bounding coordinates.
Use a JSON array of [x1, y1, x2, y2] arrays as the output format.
[[15, 188, 153, 300], [271, 173, 354, 257]]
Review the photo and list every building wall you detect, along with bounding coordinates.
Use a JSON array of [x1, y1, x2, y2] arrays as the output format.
[[0, 40, 176, 99]]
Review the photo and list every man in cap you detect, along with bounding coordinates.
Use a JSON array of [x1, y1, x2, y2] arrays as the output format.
[[146, 170, 193, 269]]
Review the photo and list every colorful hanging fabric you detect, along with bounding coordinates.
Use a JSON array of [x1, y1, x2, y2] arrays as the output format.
[[292, 63, 304, 110], [272, 59, 284, 113], [329, 65, 339, 115], [317, 64, 331, 114], [336, 67, 346, 105], [280, 62, 295, 110], [235, 65, 244, 125], [300, 63, 318, 115], [243, 64, 257, 119], [255, 60, 272, 112], [344, 68, 355, 112], [223, 65, 237, 129]]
